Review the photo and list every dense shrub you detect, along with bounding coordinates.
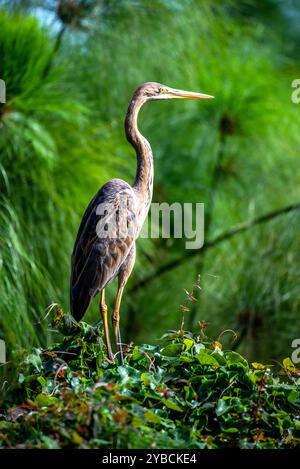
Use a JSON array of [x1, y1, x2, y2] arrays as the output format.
[[1, 309, 300, 449]]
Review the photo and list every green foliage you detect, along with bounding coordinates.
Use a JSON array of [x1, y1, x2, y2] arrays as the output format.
[[0, 10, 106, 348], [1, 310, 300, 449], [0, 0, 300, 363]]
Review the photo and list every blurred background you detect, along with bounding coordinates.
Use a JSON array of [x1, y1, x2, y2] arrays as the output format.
[[0, 0, 300, 362]]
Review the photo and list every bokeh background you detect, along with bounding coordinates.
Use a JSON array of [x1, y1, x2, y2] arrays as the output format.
[[0, 0, 300, 362]]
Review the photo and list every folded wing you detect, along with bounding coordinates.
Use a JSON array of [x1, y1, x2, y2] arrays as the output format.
[[70, 179, 137, 320]]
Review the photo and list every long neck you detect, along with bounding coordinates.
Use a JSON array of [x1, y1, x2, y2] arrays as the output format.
[[125, 95, 154, 202]]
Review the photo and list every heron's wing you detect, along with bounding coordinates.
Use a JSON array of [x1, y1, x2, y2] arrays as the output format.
[[70, 179, 137, 320]]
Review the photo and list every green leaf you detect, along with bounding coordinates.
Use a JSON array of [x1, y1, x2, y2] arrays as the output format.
[[283, 357, 297, 373], [293, 419, 300, 430], [24, 348, 42, 371], [131, 415, 143, 428], [144, 409, 162, 424], [288, 389, 299, 405], [0, 421, 16, 430], [37, 376, 47, 387], [41, 436, 60, 449], [141, 372, 151, 386], [180, 354, 194, 363], [196, 349, 220, 367], [183, 338, 194, 352], [162, 398, 184, 412], [216, 399, 228, 416], [225, 351, 248, 368], [161, 343, 183, 357], [223, 427, 239, 433], [35, 393, 59, 408], [132, 346, 143, 361], [70, 431, 83, 446], [251, 362, 272, 370]]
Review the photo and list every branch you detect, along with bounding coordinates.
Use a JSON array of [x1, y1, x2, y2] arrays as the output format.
[[130, 201, 300, 293], [53, 24, 66, 55], [42, 25, 66, 79]]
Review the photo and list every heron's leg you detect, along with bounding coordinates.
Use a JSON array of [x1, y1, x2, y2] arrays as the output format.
[[112, 286, 124, 365], [112, 244, 136, 365], [100, 289, 114, 361]]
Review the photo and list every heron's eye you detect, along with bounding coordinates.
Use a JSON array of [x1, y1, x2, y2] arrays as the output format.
[[159, 87, 168, 94]]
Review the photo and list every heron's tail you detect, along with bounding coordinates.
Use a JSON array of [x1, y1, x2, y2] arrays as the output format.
[[70, 283, 92, 322], [70, 245, 102, 321]]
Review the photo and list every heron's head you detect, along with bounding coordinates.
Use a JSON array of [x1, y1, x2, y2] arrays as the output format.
[[135, 82, 214, 102]]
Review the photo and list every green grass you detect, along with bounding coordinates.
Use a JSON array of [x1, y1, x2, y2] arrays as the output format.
[[0, 10, 101, 348], [1, 308, 300, 449]]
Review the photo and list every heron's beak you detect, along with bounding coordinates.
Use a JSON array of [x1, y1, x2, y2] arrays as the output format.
[[168, 88, 214, 100]]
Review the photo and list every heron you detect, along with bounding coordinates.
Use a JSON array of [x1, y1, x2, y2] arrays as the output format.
[[70, 82, 214, 364]]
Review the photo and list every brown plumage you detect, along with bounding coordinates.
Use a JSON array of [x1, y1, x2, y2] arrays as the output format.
[[70, 82, 214, 364]]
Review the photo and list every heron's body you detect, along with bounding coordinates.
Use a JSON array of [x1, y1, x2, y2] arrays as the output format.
[[70, 82, 213, 364]]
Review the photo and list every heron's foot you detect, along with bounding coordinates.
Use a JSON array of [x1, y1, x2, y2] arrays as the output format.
[[117, 340, 124, 365], [105, 347, 123, 365], [112, 314, 124, 365], [116, 349, 124, 366], [103, 352, 115, 364]]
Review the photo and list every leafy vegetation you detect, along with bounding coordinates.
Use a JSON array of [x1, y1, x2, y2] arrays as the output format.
[[1, 308, 300, 449], [0, 1, 299, 363], [0, 0, 299, 450]]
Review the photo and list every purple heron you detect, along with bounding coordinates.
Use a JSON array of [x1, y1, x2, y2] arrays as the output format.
[[70, 82, 214, 364]]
